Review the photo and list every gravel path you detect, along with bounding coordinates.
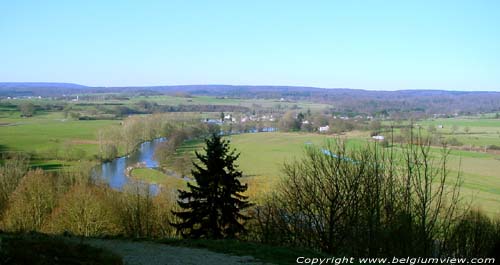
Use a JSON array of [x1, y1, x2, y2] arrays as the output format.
[[82, 239, 267, 265]]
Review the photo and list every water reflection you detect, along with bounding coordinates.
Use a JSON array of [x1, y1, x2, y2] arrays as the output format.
[[95, 138, 166, 193], [96, 128, 278, 193]]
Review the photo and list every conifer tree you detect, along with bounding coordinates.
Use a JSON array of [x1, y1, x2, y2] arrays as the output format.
[[172, 133, 252, 239]]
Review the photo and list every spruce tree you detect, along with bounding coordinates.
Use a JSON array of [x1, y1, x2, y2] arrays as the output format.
[[172, 133, 252, 239]]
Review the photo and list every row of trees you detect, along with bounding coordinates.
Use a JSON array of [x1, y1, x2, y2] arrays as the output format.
[[98, 113, 208, 161], [153, 119, 220, 177], [278, 110, 372, 133]]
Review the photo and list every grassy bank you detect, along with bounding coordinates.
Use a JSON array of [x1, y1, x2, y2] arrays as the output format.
[[130, 167, 187, 191]]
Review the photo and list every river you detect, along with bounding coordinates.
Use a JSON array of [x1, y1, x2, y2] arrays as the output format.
[[95, 128, 278, 193], [94, 137, 166, 193]]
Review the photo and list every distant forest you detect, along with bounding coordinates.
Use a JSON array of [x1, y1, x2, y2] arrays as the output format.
[[1, 82, 499, 116]]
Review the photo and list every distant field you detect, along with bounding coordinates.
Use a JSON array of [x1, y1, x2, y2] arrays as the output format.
[[1, 103, 499, 215], [176, 132, 500, 215], [178, 132, 365, 178], [0, 110, 119, 167], [408, 117, 500, 147], [81, 94, 331, 111]]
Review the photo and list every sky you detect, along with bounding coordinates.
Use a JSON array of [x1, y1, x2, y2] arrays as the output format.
[[1, 0, 499, 91]]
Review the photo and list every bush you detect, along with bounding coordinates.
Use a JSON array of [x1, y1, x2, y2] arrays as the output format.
[[444, 210, 500, 259], [43, 184, 121, 237], [487, 145, 500, 150], [113, 183, 177, 238], [446, 137, 464, 146], [1, 170, 57, 232], [0, 154, 30, 216], [255, 137, 467, 257]]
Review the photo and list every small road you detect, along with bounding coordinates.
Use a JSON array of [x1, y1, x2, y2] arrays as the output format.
[[82, 239, 267, 265]]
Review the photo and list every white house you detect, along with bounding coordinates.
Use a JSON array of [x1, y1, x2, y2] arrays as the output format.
[[319, 125, 330, 133]]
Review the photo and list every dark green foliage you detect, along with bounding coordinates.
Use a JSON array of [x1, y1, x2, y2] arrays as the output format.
[[18, 102, 35, 117], [487, 144, 500, 150], [172, 134, 252, 239], [446, 137, 464, 146], [444, 210, 500, 259], [0, 233, 123, 265]]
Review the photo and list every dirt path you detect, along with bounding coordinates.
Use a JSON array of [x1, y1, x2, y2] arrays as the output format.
[[82, 239, 267, 265]]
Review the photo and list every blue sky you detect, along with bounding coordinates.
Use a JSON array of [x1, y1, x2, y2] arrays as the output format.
[[1, 0, 499, 90]]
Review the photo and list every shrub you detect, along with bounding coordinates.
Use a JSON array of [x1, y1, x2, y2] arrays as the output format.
[[444, 210, 500, 258], [112, 183, 177, 238], [256, 137, 465, 257], [446, 137, 464, 146], [1, 169, 57, 232], [0, 154, 30, 216], [43, 184, 121, 237], [487, 145, 500, 150]]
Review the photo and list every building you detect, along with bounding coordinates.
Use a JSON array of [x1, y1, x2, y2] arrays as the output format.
[[319, 125, 330, 133]]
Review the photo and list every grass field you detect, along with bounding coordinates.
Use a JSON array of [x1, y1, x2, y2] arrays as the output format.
[[176, 132, 500, 215], [0, 110, 119, 167], [86, 94, 332, 111], [130, 167, 187, 191], [418, 118, 500, 146], [2, 104, 499, 216], [384, 117, 500, 147], [178, 132, 367, 178]]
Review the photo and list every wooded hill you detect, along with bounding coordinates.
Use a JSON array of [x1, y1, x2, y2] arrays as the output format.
[[1, 82, 500, 115]]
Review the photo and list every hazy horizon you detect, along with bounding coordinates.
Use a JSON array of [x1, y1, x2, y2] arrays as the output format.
[[1, 1, 499, 91]]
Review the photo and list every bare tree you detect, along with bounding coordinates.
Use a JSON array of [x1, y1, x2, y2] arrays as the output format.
[[1, 169, 57, 232], [256, 132, 465, 257], [43, 184, 120, 237], [0, 154, 30, 216]]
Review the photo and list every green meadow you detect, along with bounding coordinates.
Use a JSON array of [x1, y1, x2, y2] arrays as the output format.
[[0, 110, 119, 168], [1, 103, 499, 215], [176, 132, 500, 215], [130, 168, 187, 192], [418, 117, 500, 147], [85, 94, 331, 111]]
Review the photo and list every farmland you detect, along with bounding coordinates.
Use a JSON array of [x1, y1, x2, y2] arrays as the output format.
[[1, 91, 500, 261], [175, 131, 500, 215], [418, 117, 500, 147], [0, 110, 119, 168], [1, 97, 500, 214]]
